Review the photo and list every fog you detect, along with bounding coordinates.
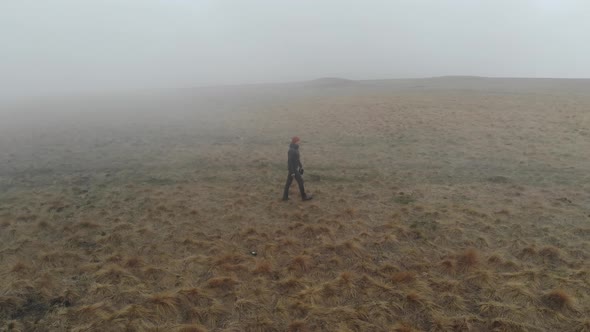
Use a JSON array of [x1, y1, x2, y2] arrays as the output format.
[[2, 0, 590, 100], [2, 3, 590, 330]]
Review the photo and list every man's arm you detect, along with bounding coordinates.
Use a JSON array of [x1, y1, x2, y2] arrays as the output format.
[[297, 151, 304, 175]]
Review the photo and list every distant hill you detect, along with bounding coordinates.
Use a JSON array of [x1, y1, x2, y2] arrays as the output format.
[[303, 77, 359, 87]]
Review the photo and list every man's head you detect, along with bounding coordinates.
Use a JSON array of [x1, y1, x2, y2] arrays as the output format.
[[291, 136, 300, 144]]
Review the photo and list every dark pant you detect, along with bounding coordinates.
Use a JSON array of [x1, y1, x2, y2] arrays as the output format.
[[283, 172, 306, 199]]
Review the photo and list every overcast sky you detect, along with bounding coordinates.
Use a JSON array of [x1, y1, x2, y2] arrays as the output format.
[[2, 0, 590, 99]]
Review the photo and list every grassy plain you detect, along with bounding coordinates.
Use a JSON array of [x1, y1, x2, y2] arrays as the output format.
[[1, 77, 589, 331]]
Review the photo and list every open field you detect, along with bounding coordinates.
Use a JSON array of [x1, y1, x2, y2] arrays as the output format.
[[1, 77, 589, 331]]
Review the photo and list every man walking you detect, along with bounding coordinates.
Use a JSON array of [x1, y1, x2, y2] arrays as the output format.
[[283, 136, 313, 201]]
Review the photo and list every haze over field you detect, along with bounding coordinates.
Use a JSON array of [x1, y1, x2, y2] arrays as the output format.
[[2, 0, 590, 101], [1, 1, 590, 332]]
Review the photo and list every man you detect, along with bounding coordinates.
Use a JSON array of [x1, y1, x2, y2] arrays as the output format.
[[283, 136, 313, 201]]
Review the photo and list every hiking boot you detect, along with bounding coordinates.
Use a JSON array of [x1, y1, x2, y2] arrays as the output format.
[[302, 194, 313, 201]]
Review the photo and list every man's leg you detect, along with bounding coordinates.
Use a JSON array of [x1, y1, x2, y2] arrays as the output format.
[[283, 173, 293, 200], [293, 173, 308, 199]]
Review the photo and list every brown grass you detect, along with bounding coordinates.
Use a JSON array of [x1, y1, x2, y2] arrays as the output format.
[[252, 260, 273, 275], [289, 255, 313, 273], [10, 261, 30, 274], [124, 256, 146, 268], [539, 246, 562, 260], [287, 320, 309, 332], [146, 293, 180, 317], [543, 289, 575, 310], [173, 324, 209, 332], [94, 264, 139, 285], [391, 271, 416, 284], [206, 277, 239, 291], [1, 79, 589, 331], [176, 287, 212, 307], [574, 319, 590, 332], [457, 248, 480, 270]]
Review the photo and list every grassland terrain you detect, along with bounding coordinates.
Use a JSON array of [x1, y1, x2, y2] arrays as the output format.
[[0, 77, 589, 331]]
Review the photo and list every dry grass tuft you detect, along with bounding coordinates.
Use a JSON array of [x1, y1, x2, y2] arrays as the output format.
[[337, 271, 354, 284], [0, 296, 25, 317], [184, 302, 228, 327], [142, 266, 170, 281], [176, 287, 212, 307], [76, 220, 100, 229], [94, 264, 139, 284], [289, 255, 313, 273], [440, 259, 455, 273], [479, 301, 518, 318], [466, 269, 494, 287], [457, 248, 480, 270], [500, 282, 536, 305], [487, 254, 503, 264], [124, 256, 145, 268], [40, 250, 83, 267], [287, 320, 310, 332], [301, 225, 333, 238], [520, 245, 536, 257], [296, 285, 325, 307], [430, 315, 452, 332], [10, 261, 30, 274], [405, 292, 423, 304], [277, 277, 304, 294], [252, 260, 273, 275], [213, 253, 246, 266], [146, 293, 180, 317], [110, 304, 153, 321], [234, 298, 265, 320], [489, 318, 529, 331], [391, 271, 416, 283], [173, 324, 209, 332], [73, 302, 112, 322], [242, 314, 275, 331], [334, 240, 366, 258], [344, 207, 357, 216], [573, 319, 590, 332], [543, 289, 575, 310], [439, 292, 466, 311], [392, 322, 419, 332], [539, 246, 562, 260], [379, 263, 399, 274], [37, 220, 49, 228], [206, 277, 239, 291]]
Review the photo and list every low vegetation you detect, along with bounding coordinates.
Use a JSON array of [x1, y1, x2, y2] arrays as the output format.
[[1, 79, 589, 330]]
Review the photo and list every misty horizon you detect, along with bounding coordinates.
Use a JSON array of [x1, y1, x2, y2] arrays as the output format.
[[1, 2, 590, 330], [3, 0, 590, 100]]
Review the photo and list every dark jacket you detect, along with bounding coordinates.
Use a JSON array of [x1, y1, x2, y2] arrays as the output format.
[[288, 143, 303, 174]]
